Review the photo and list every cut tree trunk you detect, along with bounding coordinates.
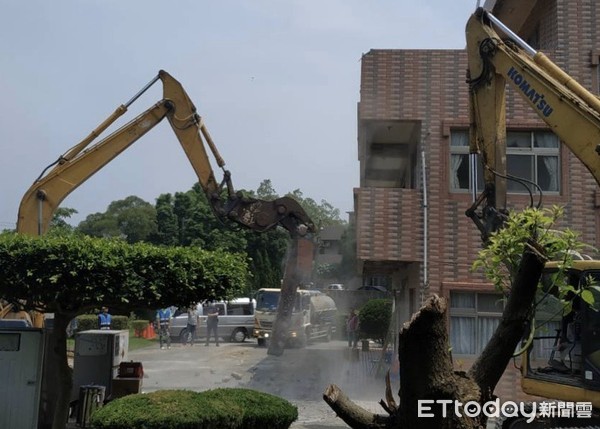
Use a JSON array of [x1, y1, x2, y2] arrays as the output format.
[[323, 384, 389, 428], [323, 240, 547, 428], [325, 295, 480, 428], [268, 237, 301, 356], [469, 240, 547, 402], [396, 295, 481, 429], [50, 312, 73, 429]]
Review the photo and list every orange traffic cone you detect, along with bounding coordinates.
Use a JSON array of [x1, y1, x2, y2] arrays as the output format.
[[142, 323, 156, 339]]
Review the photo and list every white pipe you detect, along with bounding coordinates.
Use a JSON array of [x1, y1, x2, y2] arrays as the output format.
[[421, 148, 429, 305], [470, 153, 478, 202], [485, 10, 537, 57]]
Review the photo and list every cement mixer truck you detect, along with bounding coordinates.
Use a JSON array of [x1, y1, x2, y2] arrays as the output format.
[[253, 288, 337, 347]]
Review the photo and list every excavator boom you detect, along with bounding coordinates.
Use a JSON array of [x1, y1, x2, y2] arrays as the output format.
[[17, 70, 314, 237], [465, 7, 600, 417], [465, 8, 600, 240]]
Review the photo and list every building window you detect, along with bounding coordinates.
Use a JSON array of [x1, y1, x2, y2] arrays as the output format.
[[449, 131, 483, 191], [364, 275, 390, 289], [450, 130, 560, 194], [449, 291, 504, 355]]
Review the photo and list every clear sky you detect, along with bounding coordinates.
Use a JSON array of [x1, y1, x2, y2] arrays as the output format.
[[0, 0, 481, 229]]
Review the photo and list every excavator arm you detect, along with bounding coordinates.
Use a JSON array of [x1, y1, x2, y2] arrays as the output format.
[[465, 8, 600, 240], [17, 70, 314, 237]]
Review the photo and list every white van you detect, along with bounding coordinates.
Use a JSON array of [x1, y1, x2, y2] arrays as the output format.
[[171, 298, 255, 343]]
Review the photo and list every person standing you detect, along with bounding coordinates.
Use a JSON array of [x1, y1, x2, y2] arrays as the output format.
[[205, 302, 220, 346], [98, 306, 112, 330], [346, 309, 359, 348], [185, 305, 200, 346], [156, 307, 172, 350]]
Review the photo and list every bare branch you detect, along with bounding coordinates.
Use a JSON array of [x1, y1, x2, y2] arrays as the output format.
[[323, 384, 390, 429]]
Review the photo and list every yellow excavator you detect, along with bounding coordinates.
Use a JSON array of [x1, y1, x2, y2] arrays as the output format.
[[466, 7, 600, 427], [7, 70, 315, 327]]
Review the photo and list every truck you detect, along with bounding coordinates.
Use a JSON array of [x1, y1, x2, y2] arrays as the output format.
[[465, 8, 600, 427], [253, 288, 337, 347]]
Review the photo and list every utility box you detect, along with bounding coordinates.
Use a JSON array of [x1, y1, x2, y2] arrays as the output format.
[[71, 330, 129, 402], [0, 323, 45, 429]]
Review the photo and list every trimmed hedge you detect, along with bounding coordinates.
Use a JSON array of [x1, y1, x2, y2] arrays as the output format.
[[130, 319, 150, 333], [76, 314, 129, 331], [90, 388, 298, 429]]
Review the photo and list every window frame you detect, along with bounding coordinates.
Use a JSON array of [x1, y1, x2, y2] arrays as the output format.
[[449, 129, 560, 195], [449, 291, 505, 356]]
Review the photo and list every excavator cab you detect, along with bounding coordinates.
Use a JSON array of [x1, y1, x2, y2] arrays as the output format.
[[523, 261, 600, 408]]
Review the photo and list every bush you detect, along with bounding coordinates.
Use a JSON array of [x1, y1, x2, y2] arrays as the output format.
[[359, 299, 392, 343], [90, 388, 298, 429], [130, 320, 149, 333], [75, 314, 129, 331]]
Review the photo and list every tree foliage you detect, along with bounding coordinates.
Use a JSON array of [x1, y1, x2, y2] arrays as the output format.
[[0, 231, 250, 429], [472, 206, 590, 293], [358, 298, 392, 343], [0, 232, 249, 315], [77, 195, 157, 243], [48, 207, 78, 236], [72, 179, 345, 292], [285, 188, 345, 229]]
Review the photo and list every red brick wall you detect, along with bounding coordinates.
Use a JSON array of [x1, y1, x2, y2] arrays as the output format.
[[358, 9, 600, 294], [357, 0, 600, 402], [355, 188, 421, 263]]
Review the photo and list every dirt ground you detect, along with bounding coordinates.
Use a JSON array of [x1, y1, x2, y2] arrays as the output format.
[[127, 338, 394, 428]]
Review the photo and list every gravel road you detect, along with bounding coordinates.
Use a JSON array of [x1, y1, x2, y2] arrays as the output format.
[[128, 339, 391, 428]]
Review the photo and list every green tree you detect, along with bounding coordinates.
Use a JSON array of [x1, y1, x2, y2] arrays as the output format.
[[153, 194, 178, 246], [0, 232, 248, 429], [359, 299, 392, 343], [47, 207, 78, 236], [77, 180, 344, 293], [77, 196, 157, 243], [256, 179, 278, 199], [152, 185, 248, 252], [286, 189, 345, 229]]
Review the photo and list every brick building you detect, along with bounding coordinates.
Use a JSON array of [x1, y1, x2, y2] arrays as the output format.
[[354, 0, 600, 400]]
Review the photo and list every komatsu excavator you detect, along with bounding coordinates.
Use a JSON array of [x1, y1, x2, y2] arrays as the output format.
[[8, 70, 315, 327], [466, 8, 600, 428]]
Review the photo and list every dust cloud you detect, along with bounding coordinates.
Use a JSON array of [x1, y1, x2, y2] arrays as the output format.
[[246, 342, 390, 406]]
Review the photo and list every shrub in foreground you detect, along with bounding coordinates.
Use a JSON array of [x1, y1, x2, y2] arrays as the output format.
[[90, 388, 298, 429]]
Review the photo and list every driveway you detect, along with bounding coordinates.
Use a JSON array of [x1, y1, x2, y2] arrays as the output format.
[[128, 339, 391, 428]]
